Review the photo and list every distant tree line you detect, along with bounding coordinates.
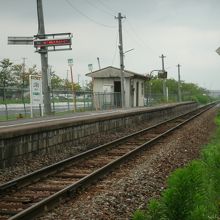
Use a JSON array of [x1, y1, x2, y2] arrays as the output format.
[[0, 58, 91, 91], [0, 58, 215, 104], [145, 77, 214, 104]]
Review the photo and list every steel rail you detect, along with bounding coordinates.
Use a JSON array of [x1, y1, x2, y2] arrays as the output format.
[[0, 103, 214, 193], [0, 102, 216, 220]]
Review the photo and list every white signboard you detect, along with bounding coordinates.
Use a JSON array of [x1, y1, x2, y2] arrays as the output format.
[[30, 75, 43, 105], [29, 75, 43, 117]]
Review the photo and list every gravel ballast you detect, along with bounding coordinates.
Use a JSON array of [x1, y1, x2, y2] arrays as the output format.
[[36, 107, 218, 220], [0, 107, 218, 219]]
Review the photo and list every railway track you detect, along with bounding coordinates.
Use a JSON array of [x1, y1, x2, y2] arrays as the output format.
[[0, 103, 216, 220]]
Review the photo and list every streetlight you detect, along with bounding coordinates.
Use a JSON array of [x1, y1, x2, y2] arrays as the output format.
[[68, 58, 76, 112], [48, 65, 55, 112], [122, 48, 134, 108], [88, 64, 97, 110], [66, 69, 70, 111], [177, 64, 182, 102], [146, 69, 167, 105], [88, 63, 93, 72]]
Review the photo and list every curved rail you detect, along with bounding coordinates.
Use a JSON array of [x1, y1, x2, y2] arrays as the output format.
[[0, 102, 216, 220]]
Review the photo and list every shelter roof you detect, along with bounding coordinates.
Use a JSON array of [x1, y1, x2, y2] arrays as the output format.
[[86, 66, 147, 80]]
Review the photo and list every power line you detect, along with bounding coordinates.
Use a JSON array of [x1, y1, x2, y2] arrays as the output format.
[[96, 0, 117, 14], [84, 0, 114, 17], [111, 30, 118, 66], [65, 0, 116, 28], [125, 19, 157, 55]]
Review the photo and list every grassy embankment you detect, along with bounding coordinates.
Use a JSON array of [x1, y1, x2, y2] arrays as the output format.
[[133, 110, 220, 220]]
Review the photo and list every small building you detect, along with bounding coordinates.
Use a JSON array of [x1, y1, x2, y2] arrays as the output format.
[[86, 66, 147, 108]]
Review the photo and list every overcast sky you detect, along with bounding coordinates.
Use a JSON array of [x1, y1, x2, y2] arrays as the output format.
[[0, 0, 220, 90]]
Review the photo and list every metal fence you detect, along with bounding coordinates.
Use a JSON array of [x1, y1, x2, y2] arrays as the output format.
[[0, 86, 203, 121], [144, 92, 201, 106], [0, 87, 122, 120]]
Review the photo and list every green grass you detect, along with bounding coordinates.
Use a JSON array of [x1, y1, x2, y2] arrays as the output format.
[[0, 99, 30, 104], [0, 98, 92, 105], [0, 107, 94, 121], [132, 109, 220, 220]]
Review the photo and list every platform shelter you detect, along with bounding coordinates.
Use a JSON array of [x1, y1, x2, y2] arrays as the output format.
[[86, 66, 147, 108]]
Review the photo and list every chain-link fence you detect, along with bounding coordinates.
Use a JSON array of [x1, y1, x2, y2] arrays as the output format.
[[143, 92, 202, 106], [0, 87, 122, 121], [0, 86, 205, 121]]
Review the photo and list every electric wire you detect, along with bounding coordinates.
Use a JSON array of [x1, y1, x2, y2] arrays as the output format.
[[65, 0, 116, 28], [96, 0, 117, 14], [111, 30, 119, 66], [125, 19, 157, 56], [84, 0, 114, 17]]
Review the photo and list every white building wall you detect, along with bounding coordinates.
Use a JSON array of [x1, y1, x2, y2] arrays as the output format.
[[124, 78, 131, 108], [93, 78, 114, 93], [133, 79, 145, 107], [139, 81, 145, 106], [92, 77, 144, 108]]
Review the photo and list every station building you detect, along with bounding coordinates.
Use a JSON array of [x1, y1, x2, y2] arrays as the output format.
[[86, 66, 147, 108]]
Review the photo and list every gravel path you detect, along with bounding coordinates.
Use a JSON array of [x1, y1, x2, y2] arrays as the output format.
[[35, 107, 218, 220]]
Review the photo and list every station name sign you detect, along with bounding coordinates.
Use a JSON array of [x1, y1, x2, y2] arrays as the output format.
[[34, 38, 71, 48]]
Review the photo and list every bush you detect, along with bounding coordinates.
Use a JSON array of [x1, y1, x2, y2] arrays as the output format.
[[134, 110, 220, 220]]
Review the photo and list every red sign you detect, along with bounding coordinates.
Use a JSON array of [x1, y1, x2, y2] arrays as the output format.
[[34, 38, 71, 47]]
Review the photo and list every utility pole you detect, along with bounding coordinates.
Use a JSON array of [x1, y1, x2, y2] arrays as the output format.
[[22, 57, 27, 116], [97, 57, 101, 70], [177, 64, 182, 102], [49, 66, 55, 111], [115, 12, 126, 108], [160, 54, 166, 98], [78, 74, 80, 85], [69, 64, 76, 112], [67, 59, 76, 112], [37, 0, 51, 115]]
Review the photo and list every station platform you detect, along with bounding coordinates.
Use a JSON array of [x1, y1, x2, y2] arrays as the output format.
[[0, 102, 198, 168]]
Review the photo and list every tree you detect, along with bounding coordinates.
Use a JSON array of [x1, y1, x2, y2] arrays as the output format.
[[25, 65, 39, 86], [11, 63, 39, 87], [145, 77, 211, 104], [84, 80, 92, 91], [65, 78, 81, 91], [51, 73, 64, 89], [12, 64, 24, 87], [0, 59, 14, 87]]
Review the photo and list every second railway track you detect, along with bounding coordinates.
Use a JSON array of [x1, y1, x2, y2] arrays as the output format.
[[0, 103, 217, 220]]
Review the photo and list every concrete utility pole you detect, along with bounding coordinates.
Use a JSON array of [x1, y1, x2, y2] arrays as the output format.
[[177, 64, 182, 102], [37, 0, 51, 115], [115, 12, 126, 108], [160, 54, 166, 98], [69, 64, 76, 112]]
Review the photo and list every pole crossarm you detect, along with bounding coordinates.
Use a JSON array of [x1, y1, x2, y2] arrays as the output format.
[[7, 0, 73, 116], [34, 32, 72, 38]]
